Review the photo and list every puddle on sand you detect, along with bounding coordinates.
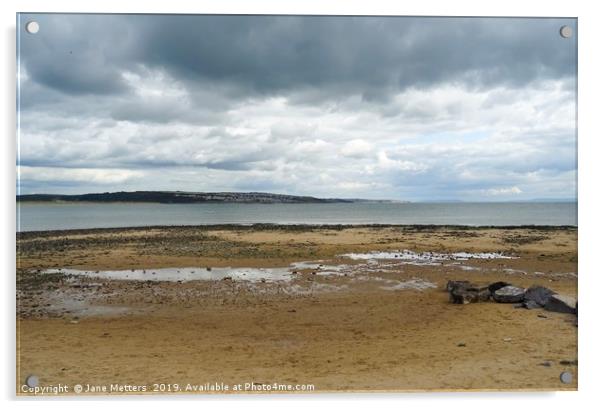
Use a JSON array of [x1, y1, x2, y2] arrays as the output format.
[[44, 266, 293, 283], [283, 283, 350, 295], [342, 250, 516, 262], [354, 275, 438, 291], [43, 290, 132, 317], [454, 265, 481, 271], [290, 261, 350, 276], [381, 278, 438, 291], [41, 250, 517, 285], [43, 261, 353, 283]]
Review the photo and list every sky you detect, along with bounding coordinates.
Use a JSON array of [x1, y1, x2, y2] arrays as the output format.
[[17, 14, 577, 201]]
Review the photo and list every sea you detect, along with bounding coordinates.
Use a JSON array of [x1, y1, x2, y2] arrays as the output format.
[[16, 202, 577, 232]]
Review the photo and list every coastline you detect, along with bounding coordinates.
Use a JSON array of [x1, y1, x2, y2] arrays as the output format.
[[17, 223, 578, 237]]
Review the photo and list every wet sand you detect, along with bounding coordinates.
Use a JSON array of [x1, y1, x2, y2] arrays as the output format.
[[16, 225, 578, 394]]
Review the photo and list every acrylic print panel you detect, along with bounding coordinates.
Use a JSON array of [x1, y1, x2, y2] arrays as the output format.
[[16, 14, 577, 395]]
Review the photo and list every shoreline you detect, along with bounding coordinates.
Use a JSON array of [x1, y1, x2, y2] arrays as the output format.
[[17, 223, 578, 237]]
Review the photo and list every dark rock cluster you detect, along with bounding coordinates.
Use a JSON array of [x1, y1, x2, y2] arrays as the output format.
[[446, 280, 576, 315]]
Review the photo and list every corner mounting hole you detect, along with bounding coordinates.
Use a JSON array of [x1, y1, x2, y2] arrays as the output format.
[[25, 21, 39, 34], [560, 371, 573, 384], [559, 25, 572, 39]]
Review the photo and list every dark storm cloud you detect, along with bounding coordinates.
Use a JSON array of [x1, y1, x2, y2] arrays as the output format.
[[20, 14, 575, 101], [19, 14, 132, 95]]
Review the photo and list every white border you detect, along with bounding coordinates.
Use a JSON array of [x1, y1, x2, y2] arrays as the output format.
[[2, 1, 601, 408]]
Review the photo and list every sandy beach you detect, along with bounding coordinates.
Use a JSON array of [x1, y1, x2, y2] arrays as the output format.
[[16, 225, 578, 394]]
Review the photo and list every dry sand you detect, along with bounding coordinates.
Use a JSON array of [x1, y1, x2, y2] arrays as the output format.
[[16, 225, 578, 394]]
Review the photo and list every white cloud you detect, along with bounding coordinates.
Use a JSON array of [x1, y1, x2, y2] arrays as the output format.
[[18, 166, 144, 185], [340, 139, 373, 158], [484, 186, 523, 196], [379, 151, 425, 172]]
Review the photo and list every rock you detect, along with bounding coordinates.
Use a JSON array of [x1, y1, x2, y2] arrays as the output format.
[[524, 285, 556, 307], [488, 281, 511, 293], [523, 300, 541, 310], [477, 290, 491, 302], [544, 294, 577, 314], [445, 280, 470, 292], [449, 285, 490, 304], [493, 286, 525, 303], [449, 287, 477, 304], [457, 342, 466, 347], [446, 280, 470, 292]]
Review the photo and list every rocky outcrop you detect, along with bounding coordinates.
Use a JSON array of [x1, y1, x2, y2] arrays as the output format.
[[492, 286, 525, 303], [446, 279, 576, 315], [544, 294, 577, 314]]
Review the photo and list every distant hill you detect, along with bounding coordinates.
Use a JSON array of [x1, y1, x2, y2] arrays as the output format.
[[16, 191, 357, 204]]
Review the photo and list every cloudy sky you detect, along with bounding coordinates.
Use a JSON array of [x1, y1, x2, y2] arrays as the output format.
[[17, 14, 577, 201]]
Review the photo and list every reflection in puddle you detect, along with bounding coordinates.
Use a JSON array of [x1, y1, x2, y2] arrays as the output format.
[[290, 261, 350, 276], [44, 266, 293, 282]]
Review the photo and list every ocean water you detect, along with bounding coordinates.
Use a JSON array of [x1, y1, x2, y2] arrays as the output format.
[[16, 202, 577, 232]]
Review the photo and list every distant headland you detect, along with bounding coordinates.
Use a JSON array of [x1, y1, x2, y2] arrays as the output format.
[[16, 191, 398, 204]]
